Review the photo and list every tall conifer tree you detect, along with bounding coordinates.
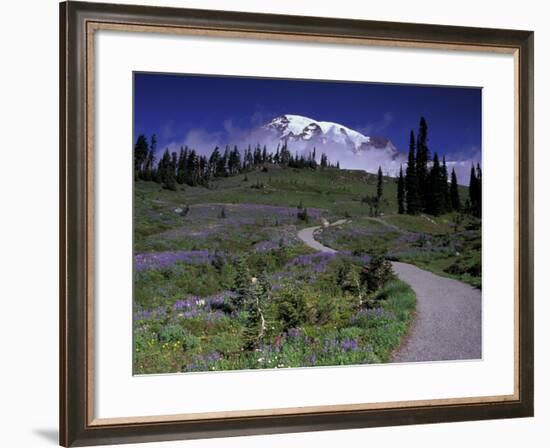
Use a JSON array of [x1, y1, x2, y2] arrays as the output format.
[[468, 164, 482, 217], [416, 117, 429, 210], [376, 166, 383, 205], [441, 156, 451, 212], [134, 134, 149, 180], [397, 165, 405, 214], [143, 135, 156, 181], [476, 163, 482, 217], [468, 164, 478, 216], [176, 147, 185, 184], [405, 130, 420, 214], [450, 168, 461, 211], [157, 149, 171, 185], [426, 152, 444, 216]]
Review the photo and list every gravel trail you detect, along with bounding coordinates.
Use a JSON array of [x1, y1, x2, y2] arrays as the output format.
[[296, 219, 348, 254], [297, 221, 482, 362], [390, 261, 481, 362]]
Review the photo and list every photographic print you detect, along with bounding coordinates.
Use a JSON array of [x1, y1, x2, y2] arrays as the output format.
[[133, 73, 482, 375]]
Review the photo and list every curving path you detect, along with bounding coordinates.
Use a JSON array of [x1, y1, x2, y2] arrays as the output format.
[[297, 220, 482, 363], [390, 261, 481, 362], [296, 219, 348, 254]]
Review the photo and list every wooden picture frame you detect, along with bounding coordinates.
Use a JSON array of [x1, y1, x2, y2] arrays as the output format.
[[59, 1, 534, 446]]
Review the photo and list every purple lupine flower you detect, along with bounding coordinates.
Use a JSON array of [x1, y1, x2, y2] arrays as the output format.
[[323, 339, 338, 353], [134, 291, 236, 325], [350, 307, 396, 325], [134, 250, 225, 272], [287, 328, 301, 339], [397, 232, 425, 244], [185, 351, 223, 371], [340, 339, 359, 352], [288, 253, 336, 266], [134, 306, 167, 322]]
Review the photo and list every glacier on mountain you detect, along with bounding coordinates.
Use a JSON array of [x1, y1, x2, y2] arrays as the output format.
[[258, 114, 405, 176]]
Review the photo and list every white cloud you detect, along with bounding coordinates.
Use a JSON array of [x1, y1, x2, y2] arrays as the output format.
[[357, 112, 394, 135]]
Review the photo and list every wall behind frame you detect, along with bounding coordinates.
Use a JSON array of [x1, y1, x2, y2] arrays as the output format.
[[0, 0, 545, 447]]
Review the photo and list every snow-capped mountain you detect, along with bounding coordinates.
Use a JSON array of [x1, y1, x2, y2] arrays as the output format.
[[173, 113, 476, 183], [264, 115, 371, 151], [258, 114, 405, 176]]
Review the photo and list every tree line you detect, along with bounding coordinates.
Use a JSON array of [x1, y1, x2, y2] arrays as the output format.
[[395, 117, 482, 217], [134, 134, 340, 190]]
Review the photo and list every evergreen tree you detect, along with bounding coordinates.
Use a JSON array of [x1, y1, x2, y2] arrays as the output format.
[[405, 130, 420, 214], [186, 149, 198, 185], [360, 253, 394, 293], [320, 153, 328, 168], [178, 147, 189, 184], [245, 145, 254, 169], [468, 164, 478, 216], [209, 146, 221, 177], [441, 156, 451, 212], [170, 151, 178, 178], [157, 149, 171, 184], [476, 163, 482, 216], [468, 164, 482, 218], [280, 143, 291, 165], [450, 168, 461, 211], [143, 134, 156, 181], [273, 144, 280, 164], [276, 283, 307, 331], [221, 146, 230, 176], [134, 134, 149, 180], [397, 165, 405, 214], [376, 166, 383, 208], [228, 146, 241, 175], [416, 117, 430, 210], [176, 147, 185, 184], [231, 257, 251, 309], [426, 152, 444, 215], [199, 155, 209, 185], [253, 145, 262, 166], [161, 151, 177, 191], [194, 154, 203, 185]]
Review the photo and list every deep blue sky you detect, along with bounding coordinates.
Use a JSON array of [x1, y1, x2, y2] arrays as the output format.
[[134, 72, 481, 161]]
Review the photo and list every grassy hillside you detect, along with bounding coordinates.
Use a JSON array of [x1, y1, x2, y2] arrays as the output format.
[[133, 166, 479, 374], [135, 166, 478, 284], [136, 165, 470, 218]]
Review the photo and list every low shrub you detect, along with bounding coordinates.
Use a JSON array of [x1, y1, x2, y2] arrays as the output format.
[[361, 254, 394, 293], [276, 283, 307, 331]]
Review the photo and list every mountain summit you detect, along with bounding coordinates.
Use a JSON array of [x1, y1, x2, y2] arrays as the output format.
[[258, 114, 404, 175], [263, 114, 371, 151]]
